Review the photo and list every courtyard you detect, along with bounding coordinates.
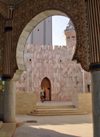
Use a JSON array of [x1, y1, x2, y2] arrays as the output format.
[[13, 114, 93, 137]]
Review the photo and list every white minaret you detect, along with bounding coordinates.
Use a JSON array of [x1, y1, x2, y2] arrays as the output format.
[[64, 20, 76, 49]]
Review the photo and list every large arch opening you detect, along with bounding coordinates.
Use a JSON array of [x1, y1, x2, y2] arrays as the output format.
[[16, 10, 78, 103], [16, 10, 76, 72], [16, 12, 78, 102]]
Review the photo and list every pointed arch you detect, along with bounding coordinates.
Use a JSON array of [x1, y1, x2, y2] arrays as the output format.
[[41, 77, 51, 101]]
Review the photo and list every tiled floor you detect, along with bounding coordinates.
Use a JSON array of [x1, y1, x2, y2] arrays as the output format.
[[13, 114, 93, 137]]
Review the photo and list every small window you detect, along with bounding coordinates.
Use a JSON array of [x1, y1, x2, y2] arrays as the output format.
[[87, 84, 90, 92]]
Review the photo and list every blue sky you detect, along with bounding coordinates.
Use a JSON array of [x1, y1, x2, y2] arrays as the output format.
[[52, 16, 69, 46]]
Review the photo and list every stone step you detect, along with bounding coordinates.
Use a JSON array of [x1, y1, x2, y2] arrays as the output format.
[[29, 109, 88, 116], [0, 123, 16, 137], [35, 108, 78, 112], [30, 111, 88, 116], [37, 105, 75, 109]]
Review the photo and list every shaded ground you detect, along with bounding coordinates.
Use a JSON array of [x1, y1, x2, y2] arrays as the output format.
[[13, 114, 93, 137]]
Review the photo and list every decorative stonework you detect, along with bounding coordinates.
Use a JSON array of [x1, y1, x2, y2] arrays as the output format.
[[0, 1, 8, 18], [0, 0, 24, 5], [0, 15, 5, 77], [86, 0, 100, 71]]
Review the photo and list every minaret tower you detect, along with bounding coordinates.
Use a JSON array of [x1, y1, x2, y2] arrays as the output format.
[[64, 20, 76, 49]]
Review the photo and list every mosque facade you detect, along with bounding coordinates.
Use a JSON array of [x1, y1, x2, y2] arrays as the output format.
[[16, 21, 91, 101]]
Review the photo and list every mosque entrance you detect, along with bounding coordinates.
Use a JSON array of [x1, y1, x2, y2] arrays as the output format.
[[41, 77, 51, 101]]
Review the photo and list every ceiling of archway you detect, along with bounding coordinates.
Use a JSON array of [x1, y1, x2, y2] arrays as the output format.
[[0, 0, 24, 5]]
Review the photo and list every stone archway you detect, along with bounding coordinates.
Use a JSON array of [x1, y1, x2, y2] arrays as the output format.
[[9, 0, 89, 80], [16, 10, 67, 73], [41, 77, 51, 101]]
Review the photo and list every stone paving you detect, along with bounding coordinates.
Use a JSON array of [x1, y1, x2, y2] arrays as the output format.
[[13, 114, 93, 137]]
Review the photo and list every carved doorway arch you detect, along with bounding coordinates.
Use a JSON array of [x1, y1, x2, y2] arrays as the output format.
[[41, 77, 51, 101]]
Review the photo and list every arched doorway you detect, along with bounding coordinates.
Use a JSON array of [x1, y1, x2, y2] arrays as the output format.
[[41, 77, 51, 101]]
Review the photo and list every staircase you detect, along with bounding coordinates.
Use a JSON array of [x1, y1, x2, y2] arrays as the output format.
[[28, 104, 88, 116]]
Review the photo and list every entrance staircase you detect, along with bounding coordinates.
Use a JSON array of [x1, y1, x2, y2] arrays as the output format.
[[28, 102, 88, 116]]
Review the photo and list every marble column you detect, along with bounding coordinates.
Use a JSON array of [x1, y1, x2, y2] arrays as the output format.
[[91, 71, 100, 137], [3, 80, 16, 123]]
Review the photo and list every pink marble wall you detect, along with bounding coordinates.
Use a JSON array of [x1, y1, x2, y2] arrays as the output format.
[[16, 44, 91, 101]]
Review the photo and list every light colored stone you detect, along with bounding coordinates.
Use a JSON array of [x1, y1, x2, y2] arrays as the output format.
[[16, 93, 37, 114], [72, 93, 92, 113], [16, 43, 91, 101]]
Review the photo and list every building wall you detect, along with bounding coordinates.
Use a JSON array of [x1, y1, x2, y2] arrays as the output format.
[[16, 44, 91, 101], [72, 93, 92, 113], [16, 93, 37, 114], [27, 17, 52, 45]]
